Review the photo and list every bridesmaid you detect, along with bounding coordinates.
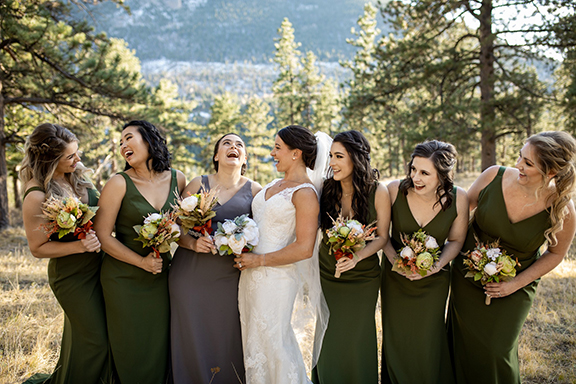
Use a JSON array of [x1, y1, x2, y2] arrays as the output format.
[[449, 131, 576, 384], [169, 133, 261, 384], [95, 120, 186, 384], [20, 123, 110, 384], [381, 140, 468, 384], [312, 131, 390, 384]]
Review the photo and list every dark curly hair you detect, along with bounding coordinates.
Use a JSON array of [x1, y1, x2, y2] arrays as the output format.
[[122, 120, 172, 173], [320, 131, 379, 230], [212, 133, 247, 175], [277, 125, 317, 170], [399, 140, 457, 211]]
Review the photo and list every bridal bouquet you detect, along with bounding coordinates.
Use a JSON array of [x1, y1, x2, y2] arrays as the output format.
[[133, 212, 181, 258], [392, 229, 441, 277], [173, 188, 219, 236], [213, 214, 259, 255], [326, 214, 377, 278], [462, 236, 519, 304], [39, 195, 99, 239]]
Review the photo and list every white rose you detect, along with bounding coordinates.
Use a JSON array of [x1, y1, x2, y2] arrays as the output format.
[[243, 226, 259, 245], [144, 213, 162, 224], [400, 246, 415, 260], [244, 218, 258, 230], [484, 262, 498, 276], [486, 248, 501, 261], [228, 235, 247, 255], [347, 220, 363, 234], [214, 234, 228, 249], [170, 223, 181, 238], [180, 195, 198, 211], [425, 236, 439, 249], [222, 221, 238, 235]]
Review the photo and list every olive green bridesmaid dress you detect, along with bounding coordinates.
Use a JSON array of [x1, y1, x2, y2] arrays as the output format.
[[381, 186, 457, 384], [23, 187, 111, 384], [449, 167, 550, 384], [100, 169, 179, 384], [312, 186, 380, 384]]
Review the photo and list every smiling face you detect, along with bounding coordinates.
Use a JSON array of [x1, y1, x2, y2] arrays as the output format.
[[214, 134, 247, 172], [410, 156, 441, 196], [54, 141, 81, 177], [270, 135, 295, 173], [329, 141, 354, 183], [120, 125, 149, 168], [515, 142, 544, 186]]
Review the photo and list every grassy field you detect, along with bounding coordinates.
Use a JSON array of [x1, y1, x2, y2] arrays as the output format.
[[1, 195, 576, 383]]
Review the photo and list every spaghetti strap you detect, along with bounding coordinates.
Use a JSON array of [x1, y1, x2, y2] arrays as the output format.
[[23, 186, 44, 201]]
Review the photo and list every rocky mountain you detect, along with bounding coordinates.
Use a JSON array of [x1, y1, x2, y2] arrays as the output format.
[[84, 0, 380, 63]]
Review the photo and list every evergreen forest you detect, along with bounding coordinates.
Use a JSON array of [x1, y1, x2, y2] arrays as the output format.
[[1, 0, 576, 230]]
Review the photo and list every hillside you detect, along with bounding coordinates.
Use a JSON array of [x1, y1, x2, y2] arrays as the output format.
[[83, 0, 381, 63]]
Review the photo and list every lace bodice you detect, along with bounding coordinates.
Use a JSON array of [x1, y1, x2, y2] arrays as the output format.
[[252, 179, 316, 255]]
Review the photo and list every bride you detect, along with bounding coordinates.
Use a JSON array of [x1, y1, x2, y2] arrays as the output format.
[[234, 125, 331, 384]]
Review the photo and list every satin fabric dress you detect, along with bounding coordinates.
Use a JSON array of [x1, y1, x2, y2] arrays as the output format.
[[100, 169, 179, 384], [448, 167, 550, 384]]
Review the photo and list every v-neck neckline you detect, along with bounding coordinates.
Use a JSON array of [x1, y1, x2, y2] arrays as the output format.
[[125, 170, 174, 212], [203, 176, 249, 207], [497, 174, 547, 225], [403, 193, 443, 230]]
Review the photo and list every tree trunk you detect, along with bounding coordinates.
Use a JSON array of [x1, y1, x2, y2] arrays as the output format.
[[13, 172, 21, 209], [479, 0, 496, 171], [0, 85, 10, 230]]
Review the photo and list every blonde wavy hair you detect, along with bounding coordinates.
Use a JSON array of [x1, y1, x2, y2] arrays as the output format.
[[528, 131, 576, 246], [20, 123, 92, 198]]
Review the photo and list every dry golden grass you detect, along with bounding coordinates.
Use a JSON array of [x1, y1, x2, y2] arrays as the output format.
[[1, 212, 575, 383]]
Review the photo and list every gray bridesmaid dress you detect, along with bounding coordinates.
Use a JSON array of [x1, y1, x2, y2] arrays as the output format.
[[169, 175, 252, 384]]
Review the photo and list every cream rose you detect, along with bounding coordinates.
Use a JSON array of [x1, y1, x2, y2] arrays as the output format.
[[228, 235, 247, 255], [180, 195, 198, 211]]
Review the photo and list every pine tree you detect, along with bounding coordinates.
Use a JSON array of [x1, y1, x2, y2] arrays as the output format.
[[241, 96, 275, 185], [272, 18, 303, 128]]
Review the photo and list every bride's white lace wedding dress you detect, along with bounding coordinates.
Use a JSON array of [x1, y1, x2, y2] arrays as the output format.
[[238, 179, 315, 384]]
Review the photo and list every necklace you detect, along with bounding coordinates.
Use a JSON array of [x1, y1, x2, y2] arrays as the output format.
[[214, 175, 241, 190]]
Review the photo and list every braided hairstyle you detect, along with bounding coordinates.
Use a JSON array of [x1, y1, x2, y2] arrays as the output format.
[[320, 130, 379, 230], [399, 140, 457, 211], [20, 123, 92, 198], [527, 131, 576, 246]]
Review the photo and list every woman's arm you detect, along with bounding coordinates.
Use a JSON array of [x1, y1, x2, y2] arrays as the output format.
[[175, 175, 215, 253], [93, 175, 162, 274], [467, 165, 501, 211], [336, 182, 391, 275], [408, 187, 469, 281], [485, 200, 576, 298], [382, 180, 400, 265], [22, 188, 101, 258], [234, 187, 319, 268]]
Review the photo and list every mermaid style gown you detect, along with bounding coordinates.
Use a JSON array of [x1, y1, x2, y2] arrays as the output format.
[[169, 175, 252, 383], [238, 179, 316, 384]]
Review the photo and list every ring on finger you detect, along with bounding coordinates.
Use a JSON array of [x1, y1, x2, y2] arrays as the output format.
[[238, 262, 243, 268]]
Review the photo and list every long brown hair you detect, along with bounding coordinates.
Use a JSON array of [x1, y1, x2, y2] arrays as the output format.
[[20, 123, 92, 198], [528, 131, 576, 246]]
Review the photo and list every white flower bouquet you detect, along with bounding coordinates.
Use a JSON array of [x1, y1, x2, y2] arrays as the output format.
[[462, 236, 519, 304], [392, 229, 441, 277], [213, 214, 259, 255], [133, 212, 181, 258], [326, 214, 377, 278]]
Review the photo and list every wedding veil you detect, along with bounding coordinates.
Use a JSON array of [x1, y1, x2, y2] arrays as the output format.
[[293, 131, 332, 371]]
